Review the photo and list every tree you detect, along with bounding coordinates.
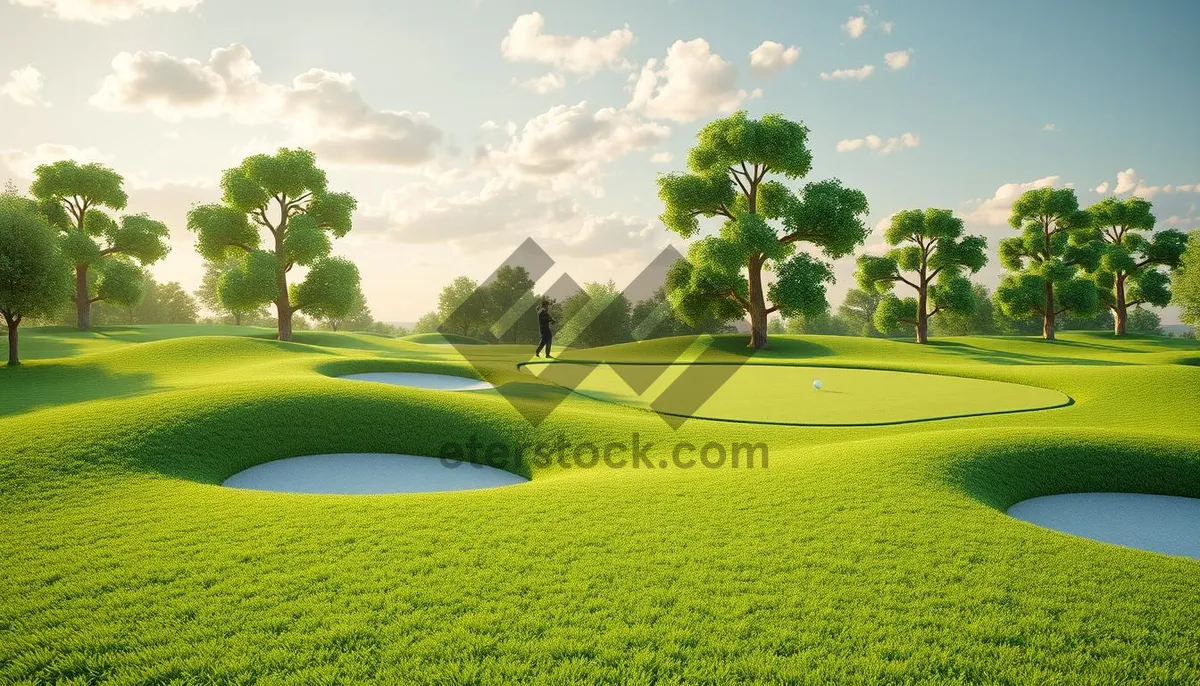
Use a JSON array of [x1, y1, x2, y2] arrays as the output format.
[[436, 276, 490, 339], [930, 283, 1000, 336], [631, 286, 738, 339], [837, 288, 884, 337], [30, 160, 170, 330], [785, 305, 849, 335], [0, 194, 72, 365], [994, 187, 1100, 340], [485, 266, 538, 343], [659, 111, 870, 349], [186, 148, 358, 341], [559, 281, 633, 348], [1084, 196, 1187, 336], [1126, 307, 1163, 335], [319, 287, 372, 332], [197, 257, 269, 325], [855, 209, 987, 343], [1172, 230, 1200, 328]]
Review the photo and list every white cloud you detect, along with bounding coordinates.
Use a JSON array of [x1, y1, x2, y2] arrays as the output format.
[[820, 65, 875, 81], [628, 39, 748, 122], [1096, 168, 1200, 200], [9, 0, 201, 23], [500, 12, 633, 75], [516, 72, 566, 94], [650, 152, 673, 164], [843, 15, 867, 39], [749, 41, 800, 76], [883, 50, 911, 70], [89, 44, 443, 167], [881, 21, 894, 34], [1, 65, 50, 106], [963, 175, 1062, 225], [837, 132, 919, 155], [1042, 123, 1058, 132], [476, 101, 669, 193]]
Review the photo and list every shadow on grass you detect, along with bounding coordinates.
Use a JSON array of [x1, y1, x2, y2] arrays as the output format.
[[923, 341, 1127, 366], [0, 363, 159, 417]]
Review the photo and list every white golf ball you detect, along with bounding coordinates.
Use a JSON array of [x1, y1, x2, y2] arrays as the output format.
[[813, 379, 822, 390]]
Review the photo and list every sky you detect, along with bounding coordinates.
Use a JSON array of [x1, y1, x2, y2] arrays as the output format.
[[2, 0, 1198, 324]]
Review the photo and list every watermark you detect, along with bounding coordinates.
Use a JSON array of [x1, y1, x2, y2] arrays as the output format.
[[437, 238, 752, 429], [438, 433, 769, 470]]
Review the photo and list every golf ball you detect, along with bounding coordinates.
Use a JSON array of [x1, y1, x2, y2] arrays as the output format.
[[813, 379, 822, 390]]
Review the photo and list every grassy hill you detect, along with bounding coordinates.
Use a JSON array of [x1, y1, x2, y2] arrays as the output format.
[[2, 325, 1198, 683]]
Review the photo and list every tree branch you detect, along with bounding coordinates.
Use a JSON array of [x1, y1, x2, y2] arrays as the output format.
[[729, 166, 751, 198], [765, 304, 779, 314], [728, 289, 750, 311]]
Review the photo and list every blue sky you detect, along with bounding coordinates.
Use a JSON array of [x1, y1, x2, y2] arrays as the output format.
[[2, 0, 1198, 322]]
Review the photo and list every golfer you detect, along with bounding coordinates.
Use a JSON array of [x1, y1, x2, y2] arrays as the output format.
[[535, 299, 555, 358]]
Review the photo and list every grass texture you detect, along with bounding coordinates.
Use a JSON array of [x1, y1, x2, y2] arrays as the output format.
[[1, 326, 1199, 684]]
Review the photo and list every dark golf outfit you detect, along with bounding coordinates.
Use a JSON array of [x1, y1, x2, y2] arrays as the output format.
[[536, 309, 553, 357]]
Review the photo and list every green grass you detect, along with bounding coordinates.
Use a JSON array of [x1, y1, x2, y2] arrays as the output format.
[[2, 325, 1199, 684], [402, 332, 490, 345]]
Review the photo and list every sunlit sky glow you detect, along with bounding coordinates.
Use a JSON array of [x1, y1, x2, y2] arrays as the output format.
[[2, 0, 1198, 323]]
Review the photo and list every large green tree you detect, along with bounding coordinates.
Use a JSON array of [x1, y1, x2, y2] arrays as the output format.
[[1172, 229, 1200, 329], [187, 148, 359, 341], [855, 209, 987, 343], [559, 281, 633, 348], [994, 187, 1100, 340], [0, 194, 72, 365], [30, 161, 170, 330], [659, 111, 869, 349], [1084, 196, 1187, 336]]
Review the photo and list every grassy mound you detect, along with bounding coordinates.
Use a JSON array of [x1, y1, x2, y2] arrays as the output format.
[[402, 332, 489, 345], [2, 326, 1199, 683]]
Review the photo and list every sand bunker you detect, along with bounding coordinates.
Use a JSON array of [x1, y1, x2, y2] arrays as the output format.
[[339, 372, 493, 391], [223, 453, 527, 494], [1008, 492, 1200, 559]]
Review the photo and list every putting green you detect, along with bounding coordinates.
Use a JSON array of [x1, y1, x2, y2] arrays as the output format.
[[522, 362, 1071, 425]]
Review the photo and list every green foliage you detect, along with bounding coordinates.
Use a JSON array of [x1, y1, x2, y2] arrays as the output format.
[[994, 188, 1101, 335], [658, 111, 868, 347], [631, 286, 738, 339], [29, 160, 170, 327], [1173, 230, 1200, 327], [1083, 197, 1186, 334], [931, 284, 1001, 336], [837, 288, 885, 337], [197, 257, 270, 325], [187, 148, 359, 340], [855, 208, 987, 341], [0, 194, 72, 363], [559, 281, 633, 349]]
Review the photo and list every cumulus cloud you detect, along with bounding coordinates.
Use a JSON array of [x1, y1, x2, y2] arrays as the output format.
[[963, 175, 1062, 225], [650, 151, 673, 164], [628, 39, 748, 122], [843, 15, 867, 39], [500, 12, 633, 75], [884, 50, 911, 70], [1094, 168, 1200, 199], [820, 64, 875, 81], [516, 72, 566, 94], [88, 44, 443, 167], [749, 41, 800, 76], [9, 0, 202, 23], [1, 65, 50, 106], [836, 132, 919, 155], [1042, 123, 1058, 132], [476, 101, 669, 193]]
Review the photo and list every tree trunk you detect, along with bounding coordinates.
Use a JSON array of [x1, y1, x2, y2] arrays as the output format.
[[746, 256, 768, 349], [274, 228, 292, 341], [916, 286, 929, 344], [4, 313, 18, 366], [75, 264, 91, 330], [1043, 280, 1056, 341], [1113, 274, 1127, 336], [234, 312, 242, 326]]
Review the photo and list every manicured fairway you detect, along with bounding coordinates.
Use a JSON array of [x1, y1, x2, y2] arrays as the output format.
[[2, 326, 1199, 684], [522, 362, 1070, 425]]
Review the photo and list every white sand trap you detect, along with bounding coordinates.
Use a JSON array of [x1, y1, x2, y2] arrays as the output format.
[[1008, 492, 1200, 559], [223, 453, 528, 494], [338, 372, 493, 391]]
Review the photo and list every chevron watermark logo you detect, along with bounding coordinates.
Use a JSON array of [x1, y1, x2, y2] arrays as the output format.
[[437, 238, 752, 429]]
